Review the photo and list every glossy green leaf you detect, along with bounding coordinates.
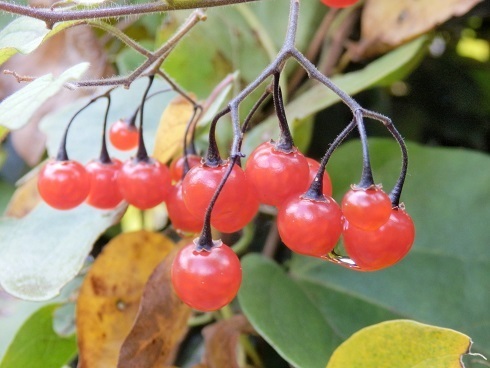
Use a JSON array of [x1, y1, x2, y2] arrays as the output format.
[[238, 254, 342, 368], [326, 320, 471, 368], [243, 36, 428, 156], [0, 62, 89, 130], [291, 139, 490, 360], [0, 17, 77, 66], [0, 304, 77, 368], [0, 202, 125, 300]]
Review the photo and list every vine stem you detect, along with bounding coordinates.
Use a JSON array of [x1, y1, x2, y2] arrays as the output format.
[[0, 0, 265, 28]]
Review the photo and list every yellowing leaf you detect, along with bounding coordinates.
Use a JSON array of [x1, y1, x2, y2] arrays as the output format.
[[153, 94, 195, 164], [76, 231, 175, 368], [326, 320, 472, 368], [351, 0, 481, 59], [4, 173, 41, 218], [117, 242, 192, 368]]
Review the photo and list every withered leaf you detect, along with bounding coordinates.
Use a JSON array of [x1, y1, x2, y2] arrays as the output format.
[[117, 244, 192, 368], [350, 0, 482, 59], [202, 314, 256, 368], [4, 171, 41, 218], [76, 231, 175, 368]]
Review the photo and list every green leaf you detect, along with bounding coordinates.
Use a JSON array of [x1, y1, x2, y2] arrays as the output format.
[[326, 320, 471, 368], [291, 139, 490, 360], [243, 36, 428, 156], [40, 78, 174, 164], [0, 304, 77, 368], [238, 254, 342, 368], [0, 17, 77, 66], [0, 62, 89, 130], [0, 202, 125, 300]]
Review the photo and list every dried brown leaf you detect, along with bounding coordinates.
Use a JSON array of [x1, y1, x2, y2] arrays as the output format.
[[202, 315, 256, 368], [76, 231, 175, 368], [153, 94, 196, 165], [4, 172, 41, 218], [117, 242, 192, 368], [350, 0, 482, 59]]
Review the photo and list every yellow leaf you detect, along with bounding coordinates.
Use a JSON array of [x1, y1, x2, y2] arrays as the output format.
[[153, 94, 195, 164], [76, 231, 175, 368], [4, 172, 41, 218], [326, 320, 472, 368], [350, 0, 481, 59]]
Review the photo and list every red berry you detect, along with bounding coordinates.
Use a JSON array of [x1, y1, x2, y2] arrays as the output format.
[[182, 161, 251, 220], [343, 207, 415, 271], [38, 159, 91, 210], [321, 0, 359, 8], [341, 186, 392, 231], [166, 181, 204, 234], [211, 186, 259, 233], [277, 194, 343, 257], [169, 154, 202, 183], [85, 159, 123, 209], [117, 158, 171, 210], [245, 141, 309, 206], [109, 119, 139, 151], [306, 158, 333, 197], [171, 241, 242, 311]]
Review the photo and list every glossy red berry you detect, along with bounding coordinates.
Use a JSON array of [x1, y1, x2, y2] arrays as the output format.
[[38, 159, 91, 210], [169, 154, 202, 183], [166, 181, 204, 234], [341, 186, 392, 231], [85, 159, 123, 209], [109, 119, 139, 151], [306, 158, 333, 197], [117, 158, 171, 210], [321, 0, 359, 8], [171, 241, 242, 311], [343, 207, 415, 271], [277, 194, 343, 257], [245, 141, 309, 206], [211, 186, 260, 233], [182, 161, 251, 220]]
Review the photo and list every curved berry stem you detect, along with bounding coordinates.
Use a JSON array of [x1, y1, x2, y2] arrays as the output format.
[[204, 107, 230, 167], [304, 118, 357, 200], [362, 109, 408, 207], [181, 105, 203, 178], [273, 72, 295, 152], [56, 92, 111, 162], [99, 95, 112, 164], [135, 75, 155, 163], [126, 88, 173, 129], [355, 110, 375, 188]]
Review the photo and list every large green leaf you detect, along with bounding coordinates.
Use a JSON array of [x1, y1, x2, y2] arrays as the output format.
[[0, 202, 125, 300], [0, 17, 77, 66], [290, 139, 490, 360], [0, 62, 89, 130], [0, 304, 77, 368], [243, 36, 428, 156], [238, 254, 342, 368]]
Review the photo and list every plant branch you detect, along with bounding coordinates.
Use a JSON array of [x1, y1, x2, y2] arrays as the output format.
[[0, 0, 266, 28]]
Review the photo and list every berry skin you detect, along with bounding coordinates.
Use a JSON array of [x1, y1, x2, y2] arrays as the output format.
[[245, 141, 309, 207], [117, 158, 171, 210], [85, 159, 123, 209], [109, 119, 139, 151], [166, 181, 204, 234], [169, 154, 202, 183], [171, 241, 242, 311], [321, 0, 359, 8], [277, 194, 343, 257], [306, 158, 333, 197], [341, 186, 392, 231], [343, 207, 415, 271], [211, 186, 260, 233], [182, 161, 251, 220], [38, 159, 91, 210]]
